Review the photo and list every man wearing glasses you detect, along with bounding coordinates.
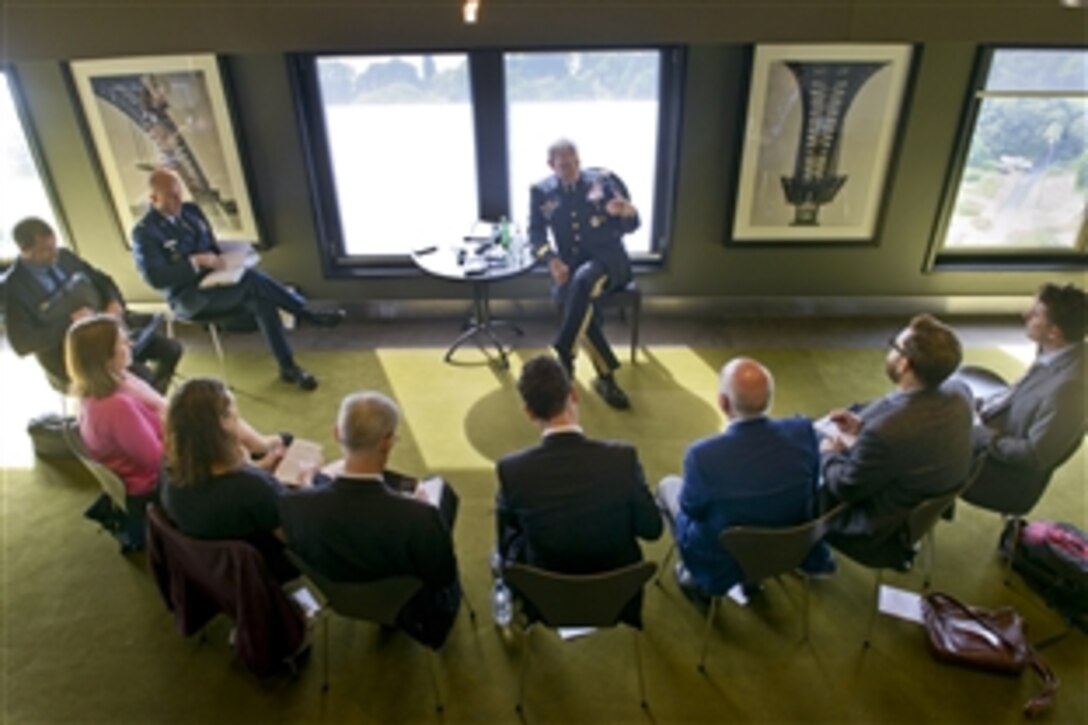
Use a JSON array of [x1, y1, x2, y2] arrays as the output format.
[[818, 314, 974, 568]]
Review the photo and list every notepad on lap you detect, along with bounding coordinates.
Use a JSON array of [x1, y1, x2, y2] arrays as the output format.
[[275, 439, 324, 487], [199, 241, 260, 288], [417, 476, 445, 508]]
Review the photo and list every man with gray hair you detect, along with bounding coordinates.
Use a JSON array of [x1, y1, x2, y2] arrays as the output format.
[[657, 357, 834, 604], [279, 391, 463, 648]]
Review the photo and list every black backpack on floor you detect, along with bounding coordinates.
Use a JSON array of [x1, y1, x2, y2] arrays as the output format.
[[1001, 519, 1088, 631]]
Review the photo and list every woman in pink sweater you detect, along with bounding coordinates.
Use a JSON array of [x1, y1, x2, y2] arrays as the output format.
[[66, 314, 286, 498]]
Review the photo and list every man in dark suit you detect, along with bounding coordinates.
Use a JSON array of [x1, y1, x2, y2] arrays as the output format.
[[528, 139, 639, 410], [279, 391, 462, 649], [657, 357, 835, 602], [3, 217, 181, 392], [495, 355, 662, 624], [820, 314, 974, 568], [966, 283, 1086, 511], [131, 169, 344, 391]]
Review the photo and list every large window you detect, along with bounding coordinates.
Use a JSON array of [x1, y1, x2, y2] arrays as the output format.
[[934, 48, 1087, 265], [506, 51, 660, 255], [314, 54, 477, 257], [298, 48, 682, 272], [0, 70, 65, 261]]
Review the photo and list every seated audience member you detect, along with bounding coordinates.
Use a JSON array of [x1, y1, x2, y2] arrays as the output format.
[[131, 168, 344, 391], [967, 283, 1086, 505], [66, 315, 166, 547], [495, 355, 662, 624], [820, 314, 974, 568], [279, 392, 462, 649], [656, 357, 834, 604], [5, 217, 181, 392], [161, 377, 296, 580]]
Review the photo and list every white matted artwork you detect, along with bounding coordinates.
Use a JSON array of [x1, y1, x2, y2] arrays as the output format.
[[70, 54, 258, 244], [732, 44, 913, 242]]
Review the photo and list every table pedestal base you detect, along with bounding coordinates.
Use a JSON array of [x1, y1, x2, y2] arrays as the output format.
[[443, 282, 523, 368]]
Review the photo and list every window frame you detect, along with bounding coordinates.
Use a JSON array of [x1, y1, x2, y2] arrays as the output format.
[[926, 45, 1088, 271], [291, 46, 686, 278], [0, 64, 74, 260]]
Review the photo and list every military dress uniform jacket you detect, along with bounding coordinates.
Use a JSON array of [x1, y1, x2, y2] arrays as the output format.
[[528, 168, 639, 293], [132, 202, 221, 319]]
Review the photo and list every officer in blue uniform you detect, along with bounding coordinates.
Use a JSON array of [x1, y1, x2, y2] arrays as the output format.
[[528, 139, 638, 409], [132, 168, 344, 391]]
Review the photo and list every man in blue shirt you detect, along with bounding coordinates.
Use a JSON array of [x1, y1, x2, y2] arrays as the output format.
[[528, 139, 638, 410], [657, 357, 834, 602], [132, 169, 344, 391]]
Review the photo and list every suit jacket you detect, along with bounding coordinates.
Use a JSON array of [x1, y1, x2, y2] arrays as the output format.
[[823, 381, 974, 545], [279, 476, 460, 648], [2, 249, 123, 381], [970, 342, 1086, 510], [676, 417, 822, 594], [496, 431, 662, 576], [131, 202, 221, 318], [528, 168, 638, 293]]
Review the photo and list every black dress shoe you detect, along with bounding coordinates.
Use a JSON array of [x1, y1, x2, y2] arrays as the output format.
[[301, 307, 346, 328], [593, 375, 630, 409], [280, 366, 318, 391]]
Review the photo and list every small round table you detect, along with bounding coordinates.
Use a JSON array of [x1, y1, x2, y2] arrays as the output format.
[[411, 237, 536, 368]]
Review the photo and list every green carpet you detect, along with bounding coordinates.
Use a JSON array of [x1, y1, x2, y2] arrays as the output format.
[[1, 345, 1084, 723]]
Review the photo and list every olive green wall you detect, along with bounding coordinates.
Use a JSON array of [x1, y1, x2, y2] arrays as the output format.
[[3, 1, 1085, 308]]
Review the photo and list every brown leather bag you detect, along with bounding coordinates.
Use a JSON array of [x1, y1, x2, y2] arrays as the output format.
[[921, 592, 1059, 718]]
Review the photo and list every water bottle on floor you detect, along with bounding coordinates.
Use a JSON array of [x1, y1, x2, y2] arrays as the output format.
[[492, 579, 513, 627]]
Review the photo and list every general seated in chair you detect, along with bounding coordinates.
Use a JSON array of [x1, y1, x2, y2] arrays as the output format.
[[4, 217, 180, 393], [131, 168, 345, 391], [279, 391, 463, 649], [819, 314, 974, 569], [495, 355, 663, 625], [966, 283, 1086, 511], [656, 357, 835, 605]]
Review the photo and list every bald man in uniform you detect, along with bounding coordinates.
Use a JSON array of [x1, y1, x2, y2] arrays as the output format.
[[657, 357, 834, 602], [131, 169, 343, 390], [528, 139, 638, 410]]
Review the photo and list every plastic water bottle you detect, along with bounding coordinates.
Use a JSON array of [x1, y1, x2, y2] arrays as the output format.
[[498, 216, 512, 251], [492, 579, 513, 627]]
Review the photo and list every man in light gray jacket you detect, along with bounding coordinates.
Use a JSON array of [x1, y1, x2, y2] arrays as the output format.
[[965, 283, 1086, 512]]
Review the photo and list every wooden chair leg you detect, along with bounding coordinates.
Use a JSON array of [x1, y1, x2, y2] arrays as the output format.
[[698, 597, 719, 673], [863, 570, 883, 648], [516, 627, 532, 713], [633, 629, 648, 709], [655, 543, 675, 587]]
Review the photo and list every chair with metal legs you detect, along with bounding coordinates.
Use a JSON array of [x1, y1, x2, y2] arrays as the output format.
[[285, 551, 446, 712], [503, 561, 657, 714], [696, 504, 847, 672]]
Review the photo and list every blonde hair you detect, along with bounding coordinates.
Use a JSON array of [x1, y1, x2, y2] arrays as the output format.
[[65, 314, 124, 399]]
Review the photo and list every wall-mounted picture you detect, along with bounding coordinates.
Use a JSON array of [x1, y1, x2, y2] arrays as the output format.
[[732, 44, 913, 242], [70, 54, 258, 244]]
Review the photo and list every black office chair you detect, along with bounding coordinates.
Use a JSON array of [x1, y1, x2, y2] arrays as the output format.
[[600, 280, 642, 363], [285, 551, 445, 711], [503, 561, 657, 713]]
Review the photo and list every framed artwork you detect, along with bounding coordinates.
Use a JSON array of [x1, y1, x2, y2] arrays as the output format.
[[70, 54, 259, 244], [731, 44, 913, 243]]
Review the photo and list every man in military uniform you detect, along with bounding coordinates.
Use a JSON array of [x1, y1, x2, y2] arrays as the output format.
[[132, 168, 344, 391], [528, 139, 638, 410]]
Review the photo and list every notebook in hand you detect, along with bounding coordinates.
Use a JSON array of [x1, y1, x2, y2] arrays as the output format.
[[274, 439, 324, 487]]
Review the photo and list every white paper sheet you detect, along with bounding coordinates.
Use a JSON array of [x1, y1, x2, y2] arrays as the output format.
[[876, 585, 924, 624]]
